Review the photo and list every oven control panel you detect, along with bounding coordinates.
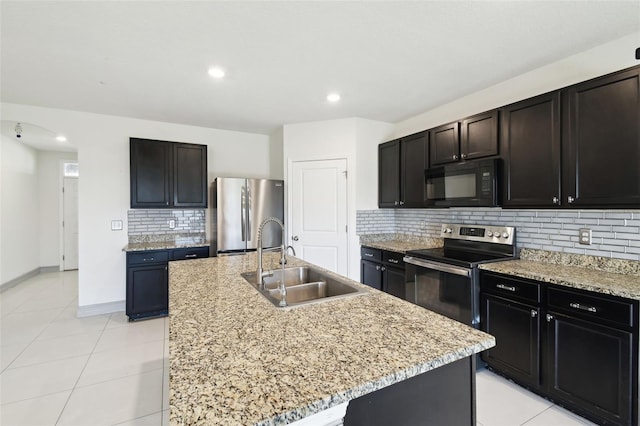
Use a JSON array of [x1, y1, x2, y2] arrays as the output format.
[[441, 223, 515, 246]]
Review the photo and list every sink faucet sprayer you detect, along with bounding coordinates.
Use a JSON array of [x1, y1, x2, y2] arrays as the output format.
[[256, 217, 287, 307]]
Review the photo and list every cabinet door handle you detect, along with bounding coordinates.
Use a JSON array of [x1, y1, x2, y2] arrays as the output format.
[[388, 258, 399, 264], [185, 254, 197, 258], [552, 196, 559, 204], [375, 265, 380, 271], [394, 201, 399, 206], [569, 302, 597, 313], [531, 309, 538, 318], [546, 314, 554, 322], [381, 266, 386, 271], [143, 257, 155, 262], [496, 284, 517, 292], [453, 154, 458, 160], [568, 196, 575, 204], [364, 253, 374, 257]]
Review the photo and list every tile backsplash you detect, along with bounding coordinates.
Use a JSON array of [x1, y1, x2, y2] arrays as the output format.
[[127, 209, 206, 240], [357, 209, 640, 261]]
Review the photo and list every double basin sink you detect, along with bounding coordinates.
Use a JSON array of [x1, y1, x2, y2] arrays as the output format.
[[241, 266, 367, 308]]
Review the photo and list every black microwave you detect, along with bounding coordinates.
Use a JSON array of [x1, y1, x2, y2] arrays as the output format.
[[424, 158, 500, 207]]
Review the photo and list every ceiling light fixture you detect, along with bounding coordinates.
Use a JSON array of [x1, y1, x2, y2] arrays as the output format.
[[327, 93, 341, 103], [15, 122, 22, 138], [56, 135, 67, 142], [208, 67, 225, 79]]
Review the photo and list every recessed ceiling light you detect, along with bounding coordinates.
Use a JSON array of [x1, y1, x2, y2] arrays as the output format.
[[56, 135, 67, 142], [208, 67, 225, 79], [327, 93, 341, 103]]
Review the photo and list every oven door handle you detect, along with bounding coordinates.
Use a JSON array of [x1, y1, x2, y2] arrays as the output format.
[[403, 256, 471, 278]]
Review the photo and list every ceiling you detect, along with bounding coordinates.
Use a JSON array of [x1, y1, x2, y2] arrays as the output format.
[[1, 1, 639, 142]]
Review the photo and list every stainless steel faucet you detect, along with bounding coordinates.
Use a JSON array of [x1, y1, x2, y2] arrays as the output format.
[[256, 217, 288, 306], [256, 216, 286, 286]]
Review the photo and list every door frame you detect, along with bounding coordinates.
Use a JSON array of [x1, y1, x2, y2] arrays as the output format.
[[286, 154, 356, 279], [59, 160, 79, 271]]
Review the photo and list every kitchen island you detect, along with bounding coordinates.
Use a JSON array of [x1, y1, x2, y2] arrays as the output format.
[[168, 253, 495, 425]]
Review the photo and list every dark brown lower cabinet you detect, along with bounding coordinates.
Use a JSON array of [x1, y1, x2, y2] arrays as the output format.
[[546, 313, 633, 426], [127, 263, 168, 320], [480, 271, 638, 426], [361, 259, 383, 291], [360, 246, 406, 299], [481, 295, 541, 390], [126, 247, 209, 321]]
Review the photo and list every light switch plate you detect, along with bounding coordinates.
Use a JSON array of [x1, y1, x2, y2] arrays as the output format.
[[578, 228, 592, 245], [111, 220, 123, 231]]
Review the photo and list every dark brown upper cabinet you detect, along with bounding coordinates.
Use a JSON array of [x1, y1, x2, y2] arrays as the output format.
[[130, 138, 207, 209], [378, 131, 428, 208], [430, 110, 499, 166], [562, 67, 640, 208], [501, 91, 562, 207]]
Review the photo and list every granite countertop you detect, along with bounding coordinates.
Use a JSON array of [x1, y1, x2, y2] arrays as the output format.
[[480, 248, 640, 301], [359, 233, 443, 253], [123, 234, 209, 252], [168, 252, 494, 425]]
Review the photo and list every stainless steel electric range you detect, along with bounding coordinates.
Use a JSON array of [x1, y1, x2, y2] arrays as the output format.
[[404, 223, 517, 327]]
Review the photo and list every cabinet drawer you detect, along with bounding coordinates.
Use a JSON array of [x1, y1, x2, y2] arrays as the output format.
[[127, 250, 169, 266], [172, 246, 209, 261], [383, 250, 404, 267], [548, 286, 635, 328], [361, 246, 382, 261], [481, 273, 541, 304]]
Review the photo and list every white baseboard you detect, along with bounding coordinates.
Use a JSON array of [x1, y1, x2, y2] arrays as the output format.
[[0, 266, 60, 293], [77, 300, 126, 317]]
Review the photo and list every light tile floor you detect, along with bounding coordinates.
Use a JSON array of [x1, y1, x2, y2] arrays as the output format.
[[1, 271, 596, 425]]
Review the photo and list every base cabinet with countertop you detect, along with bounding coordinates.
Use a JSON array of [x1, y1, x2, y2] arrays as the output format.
[[360, 246, 406, 299], [480, 271, 638, 426], [126, 246, 209, 321]]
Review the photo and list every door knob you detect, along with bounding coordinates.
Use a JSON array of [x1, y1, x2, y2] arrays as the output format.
[[291, 235, 299, 241]]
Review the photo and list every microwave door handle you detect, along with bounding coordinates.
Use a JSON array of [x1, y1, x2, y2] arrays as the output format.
[[403, 256, 471, 277]]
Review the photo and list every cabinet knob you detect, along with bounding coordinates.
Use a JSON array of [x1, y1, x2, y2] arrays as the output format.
[[461, 153, 467, 159], [453, 154, 458, 160], [399, 201, 404, 206], [394, 201, 399, 206], [376, 265, 380, 271], [531, 309, 538, 318], [546, 314, 554, 322], [381, 266, 386, 271], [568, 196, 575, 204], [552, 196, 559, 204]]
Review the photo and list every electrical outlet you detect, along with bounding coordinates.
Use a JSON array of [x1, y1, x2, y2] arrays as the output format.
[[169, 219, 176, 229], [111, 220, 123, 231], [579, 228, 592, 245]]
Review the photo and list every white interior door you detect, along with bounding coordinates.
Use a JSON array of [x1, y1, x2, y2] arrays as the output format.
[[290, 159, 348, 275], [63, 177, 79, 270]]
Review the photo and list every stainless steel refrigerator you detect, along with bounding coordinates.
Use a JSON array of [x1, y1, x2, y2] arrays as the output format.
[[211, 178, 284, 255]]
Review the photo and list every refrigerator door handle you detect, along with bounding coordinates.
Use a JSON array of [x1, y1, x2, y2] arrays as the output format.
[[246, 185, 251, 241], [241, 186, 246, 242]]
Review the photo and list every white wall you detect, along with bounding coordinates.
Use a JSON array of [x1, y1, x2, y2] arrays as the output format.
[[1, 135, 39, 284], [38, 150, 78, 268], [283, 118, 393, 280], [394, 33, 640, 138], [269, 127, 284, 180], [1, 103, 275, 310]]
